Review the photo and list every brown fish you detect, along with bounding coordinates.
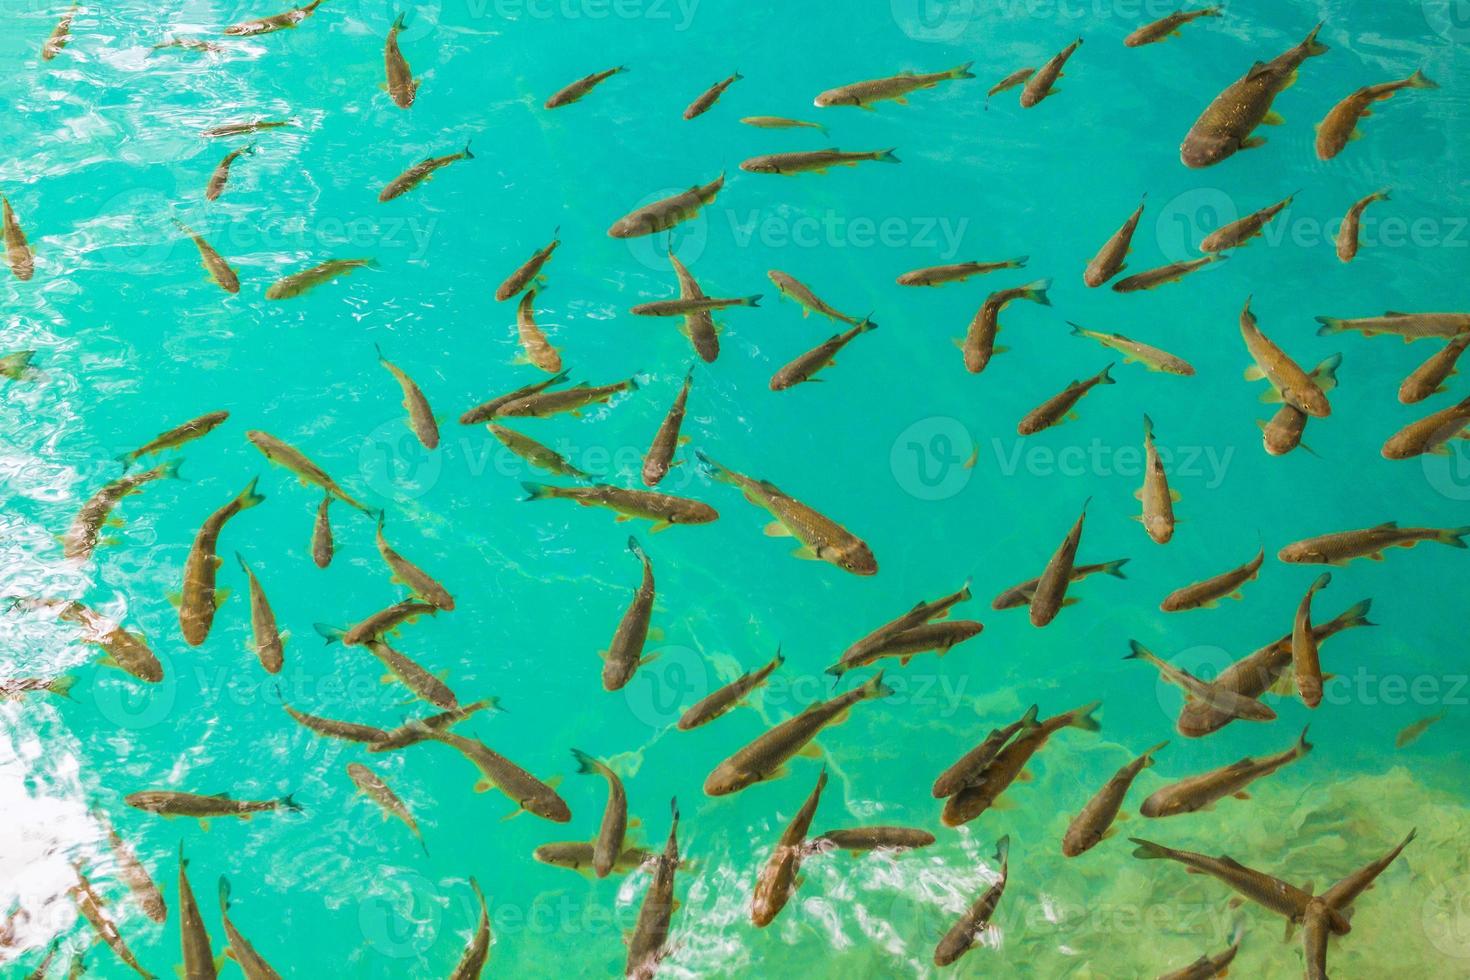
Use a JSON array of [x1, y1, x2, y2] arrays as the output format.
[[1126, 642, 1276, 723], [642, 368, 693, 487], [933, 836, 1009, 967], [448, 879, 491, 980], [1242, 297, 1330, 417], [1113, 254, 1224, 292], [247, 430, 375, 513], [1137, 414, 1178, 544], [42, 3, 76, 60], [814, 63, 974, 108], [1125, 6, 1223, 47], [495, 376, 639, 418], [205, 144, 255, 202], [1200, 194, 1293, 252], [1158, 925, 1243, 980], [897, 257, 1027, 287], [374, 517, 454, 610], [1316, 70, 1436, 160], [282, 699, 392, 744], [532, 842, 657, 874], [810, 826, 935, 854], [1180, 23, 1329, 168], [1261, 353, 1340, 456], [1382, 394, 1470, 460], [236, 553, 285, 674], [1021, 38, 1083, 108], [176, 845, 218, 980], [384, 13, 419, 109], [311, 494, 333, 568], [376, 346, 440, 450], [740, 148, 899, 174], [964, 278, 1052, 373], [217, 876, 283, 979], [173, 219, 239, 294], [827, 621, 982, 675], [1291, 573, 1332, 708], [201, 120, 294, 139], [676, 648, 784, 731], [0, 674, 71, 701], [1316, 311, 1470, 343], [1018, 366, 1115, 435], [1399, 334, 1469, 404], [370, 698, 499, 751], [767, 270, 868, 326], [1140, 726, 1312, 817], [459, 369, 571, 424], [179, 479, 266, 647], [1069, 323, 1195, 375], [625, 800, 681, 980], [347, 762, 426, 854], [1084, 196, 1146, 287], [70, 867, 153, 979], [545, 66, 626, 109], [1337, 188, 1389, 262], [1396, 711, 1446, 748], [1279, 522, 1470, 564], [264, 258, 374, 300], [841, 581, 973, 665], [12, 597, 163, 683], [99, 816, 167, 923], [2, 195, 35, 281], [364, 639, 460, 710], [572, 749, 628, 878], [64, 459, 183, 560], [224, 0, 325, 36], [739, 116, 827, 133], [629, 294, 759, 317], [770, 319, 877, 389], [1029, 499, 1089, 627], [608, 174, 723, 239], [378, 146, 472, 203], [931, 704, 1039, 799], [986, 67, 1036, 105], [521, 481, 717, 530], [422, 729, 570, 822], [991, 559, 1128, 610], [489, 424, 588, 479], [684, 72, 742, 120], [117, 410, 229, 470], [601, 537, 656, 692], [1161, 547, 1264, 611], [495, 230, 559, 301], [669, 249, 719, 362], [751, 769, 827, 927], [1062, 741, 1167, 856], [124, 789, 300, 821]]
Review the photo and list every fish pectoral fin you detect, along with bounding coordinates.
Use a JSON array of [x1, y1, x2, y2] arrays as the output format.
[[637, 652, 661, 668], [1243, 365, 1265, 381], [474, 779, 496, 793], [1262, 110, 1286, 125], [213, 587, 231, 605], [1232, 791, 1251, 800], [1259, 388, 1284, 404], [1115, 811, 1130, 821], [1349, 128, 1364, 141], [1169, 489, 1182, 502], [1100, 827, 1117, 840], [199, 820, 211, 831], [763, 521, 793, 537], [1060, 597, 1081, 607], [1015, 769, 1033, 782], [791, 545, 819, 561], [499, 806, 526, 822], [990, 795, 1018, 811], [1241, 136, 1268, 149], [613, 514, 632, 522]]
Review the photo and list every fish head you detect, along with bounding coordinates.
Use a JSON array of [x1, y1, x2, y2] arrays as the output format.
[[813, 90, 856, 108], [740, 159, 779, 174], [1180, 133, 1235, 169], [703, 763, 752, 796], [1277, 542, 1316, 563], [825, 541, 878, 576]]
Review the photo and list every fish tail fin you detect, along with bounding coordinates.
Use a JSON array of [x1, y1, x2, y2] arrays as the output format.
[[993, 833, 1010, 867], [863, 670, 896, 700], [858, 317, 878, 333], [627, 536, 647, 562], [1068, 700, 1103, 731], [950, 60, 976, 79], [161, 458, 185, 481], [1437, 526, 1470, 549], [281, 793, 303, 812], [218, 875, 232, 912], [1008, 255, 1029, 269], [235, 551, 249, 574], [1140, 740, 1169, 765], [877, 148, 900, 164], [1203, 5, 1224, 15], [1313, 316, 1343, 336], [48, 674, 78, 699], [570, 748, 600, 775], [462, 141, 475, 159], [1297, 726, 1314, 755], [692, 451, 726, 481], [1068, 321, 1086, 337], [742, 294, 762, 307], [1018, 703, 1040, 730], [1407, 68, 1438, 89], [1123, 640, 1149, 661], [520, 482, 550, 501], [242, 142, 258, 155], [1142, 413, 1154, 437], [1338, 597, 1375, 629], [113, 451, 135, 471], [237, 477, 265, 509], [1022, 279, 1052, 306], [313, 623, 347, 644], [626, 373, 644, 392], [1303, 21, 1329, 56], [1102, 558, 1130, 579], [391, 10, 407, 30], [1129, 837, 1171, 860], [1099, 363, 1117, 384]]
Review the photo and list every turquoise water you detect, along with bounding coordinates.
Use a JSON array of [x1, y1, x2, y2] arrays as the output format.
[[3, 0, 1470, 976]]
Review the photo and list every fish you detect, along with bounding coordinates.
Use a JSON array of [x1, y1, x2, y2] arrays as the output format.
[[931, 704, 1039, 799], [306, 496, 332, 568], [1113, 254, 1224, 292], [2, 195, 35, 281], [1396, 711, 1447, 748], [602, 537, 656, 692], [1157, 925, 1243, 980], [1319, 828, 1417, 912], [532, 842, 657, 874], [421, 728, 571, 822], [841, 581, 973, 665], [1061, 741, 1168, 857], [1261, 353, 1341, 456], [896, 257, 1027, 287], [448, 880, 491, 980], [495, 376, 640, 418], [124, 790, 301, 821], [1069, 323, 1195, 375], [1161, 547, 1264, 611], [770, 319, 878, 389], [200, 121, 294, 138], [1180, 23, 1329, 168], [571, 749, 628, 878], [752, 769, 827, 927], [1382, 394, 1470, 460], [628, 295, 760, 317], [1140, 726, 1312, 817], [99, 818, 167, 923], [545, 66, 626, 108], [809, 826, 935, 854], [1018, 365, 1115, 436], [676, 648, 784, 731], [684, 72, 742, 119], [1131, 836, 1349, 933], [668, 248, 720, 362], [608, 174, 724, 238], [364, 639, 459, 710], [317, 599, 440, 647], [1137, 415, 1178, 544], [369, 698, 499, 751], [521, 482, 717, 531], [1199, 194, 1294, 252], [767, 270, 868, 325], [1125, 641, 1276, 723], [1125, 6, 1223, 47], [41, 3, 75, 60], [1316, 311, 1470, 342], [384, 13, 419, 109], [704, 672, 893, 796], [70, 867, 154, 979], [1399, 334, 1469, 404], [625, 800, 681, 980], [964, 279, 1052, 372], [172, 219, 239, 293], [1021, 38, 1083, 108], [739, 116, 826, 132], [117, 411, 229, 470], [1337, 188, 1390, 262], [153, 37, 225, 53], [375, 345, 440, 449], [1292, 572, 1332, 708], [264, 258, 374, 300], [489, 424, 588, 479], [374, 517, 454, 610], [1177, 598, 1372, 738], [177, 845, 218, 980], [813, 63, 975, 108], [642, 369, 694, 487], [10, 597, 163, 683], [827, 621, 983, 675], [941, 701, 1102, 826], [1279, 521, 1470, 564], [223, 0, 325, 36], [1241, 297, 1331, 417], [1029, 499, 1090, 627], [63, 459, 183, 560], [379, 145, 473, 203], [933, 836, 1009, 966], [282, 700, 392, 744], [217, 877, 283, 979], [986, 67, 1035, 105], [246, 430, 375, 513], [1316, 70, 1437, 160], [0, 349, 36, 380], [205, 145, 255, 202], [740, 148, 899, 174], [179, 478, 266, 647], [1084, 195, 1146, 287], [0, 675, 74, 701], [236, 553, 285, 673], [347, 762, 427, 854], [696, 452, 877, 575], [496, 230, 559, 301], [459, 369, 571, 424], [992, 559, 1130, 610]]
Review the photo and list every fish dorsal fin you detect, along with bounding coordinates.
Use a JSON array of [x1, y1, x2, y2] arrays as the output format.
[[1245, 60, 1270, 80], [1373, 521, 1399, 530]]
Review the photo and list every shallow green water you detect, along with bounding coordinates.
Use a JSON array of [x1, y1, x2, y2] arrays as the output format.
[[2, 0, 1469, 977]]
